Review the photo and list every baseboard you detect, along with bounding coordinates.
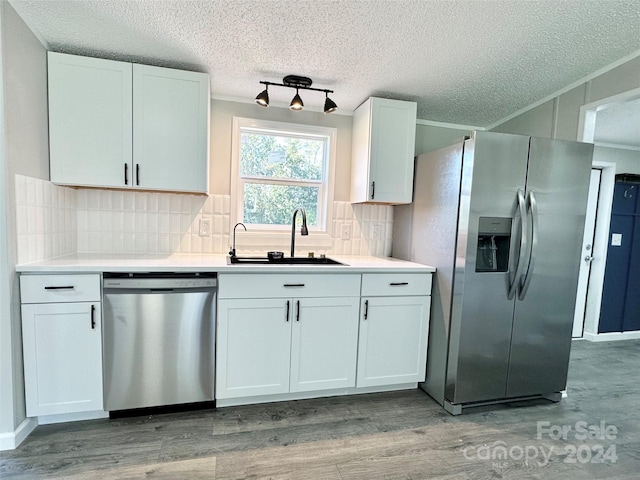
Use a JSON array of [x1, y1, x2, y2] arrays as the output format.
[[0, 417, 37, 451], [583, 331, 640, 342]]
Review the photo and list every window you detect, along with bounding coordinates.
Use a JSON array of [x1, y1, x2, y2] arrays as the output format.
[[231, 118, 336, 234]]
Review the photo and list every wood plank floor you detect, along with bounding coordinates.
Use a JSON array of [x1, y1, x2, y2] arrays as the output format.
[[1, 339, 639, 479]]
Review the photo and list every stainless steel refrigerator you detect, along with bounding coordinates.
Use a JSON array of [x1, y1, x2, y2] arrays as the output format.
[[393, 131, 593, 414]]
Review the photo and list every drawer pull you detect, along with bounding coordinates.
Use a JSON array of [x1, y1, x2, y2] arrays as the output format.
[[283, 283, 305, 288], [91, 305, 96, 329], [296, 300, 300, 322], [364, 300, 369, 320], [389, 282, 409, 286], [44, 285, 75, 290], [285, 300, 290, 322]]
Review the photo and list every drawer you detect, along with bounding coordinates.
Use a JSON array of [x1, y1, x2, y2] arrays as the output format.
[[219, 274, 361, 299], [361, 273, 432, 297], [20, 274, 101, 304]]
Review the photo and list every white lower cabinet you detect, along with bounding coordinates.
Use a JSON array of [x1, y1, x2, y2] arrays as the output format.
[[357, 274, 432, 388], [20, 274, 103, 417], [216, 274, 361, 401]]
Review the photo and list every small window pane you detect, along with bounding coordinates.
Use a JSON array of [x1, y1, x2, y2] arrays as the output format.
[[240, 131, 324, 181], [243, 183, 318, 226]]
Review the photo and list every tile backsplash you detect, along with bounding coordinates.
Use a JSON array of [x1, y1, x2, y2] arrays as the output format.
[[15, 175, 393, 262]]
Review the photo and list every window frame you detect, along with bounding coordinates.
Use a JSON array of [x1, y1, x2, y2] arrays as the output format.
[[230, 117, 337, 240]]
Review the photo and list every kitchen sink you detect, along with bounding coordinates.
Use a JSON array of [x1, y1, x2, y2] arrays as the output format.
[[227, 256, 346, 266]]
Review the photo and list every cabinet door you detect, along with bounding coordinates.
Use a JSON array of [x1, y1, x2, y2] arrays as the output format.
[[369, 98, 417, 204], [133, 64, 209, 193], [290, 297, 360, 393], [48, 52, 132, 188], [217, 298, 291, 399], [21, 302, 103, 416], [357, 296, 430, 387]]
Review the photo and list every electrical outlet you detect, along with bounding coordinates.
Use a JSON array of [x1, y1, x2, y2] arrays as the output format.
[[372, 224, 382, 240], [341, 224, 351, 240], [199, 218, 211, 236]]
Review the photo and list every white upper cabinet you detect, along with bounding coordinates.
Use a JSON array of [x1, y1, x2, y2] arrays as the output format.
[[48, 53, 133, 188], [350, 97, 417, 204], [48, 52, 210, 194], [132, 64, 209, 193]]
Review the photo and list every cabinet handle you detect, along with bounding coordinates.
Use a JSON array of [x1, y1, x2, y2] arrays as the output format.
[[44, 285, 74, 290], [124, 163, 128, 185], [370, 181, 375, 200], [389, 282, 409, 286], [136, 164, 140, 186], [296, 300, 300, 322], [91, 304, 96, 329], [364, 300, 369, 320], [283, 283, 305, 288], [285, 300, 290, 322]]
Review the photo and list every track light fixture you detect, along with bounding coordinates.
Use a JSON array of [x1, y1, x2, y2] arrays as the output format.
[[254, 75, 338, 114]]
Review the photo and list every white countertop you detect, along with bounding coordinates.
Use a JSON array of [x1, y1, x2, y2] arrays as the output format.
[[16, 253, 435, 274]]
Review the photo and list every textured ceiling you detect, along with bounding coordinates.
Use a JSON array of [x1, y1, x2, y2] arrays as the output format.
[[8, 0, 640, 127], [594, 98, 640, 149]]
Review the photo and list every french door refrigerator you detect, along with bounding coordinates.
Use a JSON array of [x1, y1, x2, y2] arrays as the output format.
[[393, 131, 593, 414]]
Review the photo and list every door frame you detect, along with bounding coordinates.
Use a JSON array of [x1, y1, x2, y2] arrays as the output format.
[[577, 88, 640, 339]]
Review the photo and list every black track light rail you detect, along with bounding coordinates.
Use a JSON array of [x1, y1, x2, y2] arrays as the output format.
[[258, 81, 334, 95]]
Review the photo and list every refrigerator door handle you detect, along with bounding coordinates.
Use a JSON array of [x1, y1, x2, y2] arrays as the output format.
[[518, 190, 538, 300], [508, 189, 528, 300]]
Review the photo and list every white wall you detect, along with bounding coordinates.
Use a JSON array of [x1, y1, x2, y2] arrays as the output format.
[[209, 99, 354, 199], [0, 1, 49, 438], [491, 55, 640, 150]]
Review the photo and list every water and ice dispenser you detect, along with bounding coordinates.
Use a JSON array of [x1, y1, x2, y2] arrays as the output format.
[[475, 217, 512, 272]]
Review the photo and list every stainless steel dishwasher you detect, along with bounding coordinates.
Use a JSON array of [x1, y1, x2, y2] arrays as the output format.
[[102, 272, 216, 412]]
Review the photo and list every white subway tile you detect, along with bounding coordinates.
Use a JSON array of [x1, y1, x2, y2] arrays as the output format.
[[146, 233, 158, 253], [170, 213, 181, 234], [202, 235, 213, 253], [111, 211, 123, 232], [158, 193, 170, 213], [43, 208, 52, 234], [190, 234, 201, 254], [100, 233, 113, 253], [222, 195, 230, 215], [35, 179, 44, 206], [26, 177, 36, 206], [179, 234, 190, 253], [213, 215, 223, 235], [123, 191, 135, 211], [87, 232, 101, 253], [88, 211, 101, 232], [76, 189, 88, 209], [100, 190, 112, 210], [87, 190, 100, 210], [123, 233, 136, 253], [135, 212, 147, 233], [36, 207, 44, 234], [100, 211, 112, 232], [147, 193, 159, 212], [15, 175, 27, 206], [123, 211, 135, 233], [169, 194, 182, 213], [192, 195, 205, 214], [181, 195, 192, 214], [112, 233, 124, 253], [27, 206, 37, 235], [213, 235, 222, 253], [214, 195, 224, 214], [181, 214, 193, 233], [111, 190, 124, 211], [146, 213, 158, 233], [158, 213, 170, 233], [77, 231, 88, 253], [135, 233, 147, 253], [203, 196, 213, 215], [135, 192, 147, 212], [16, 206, 28, 235], [158, 234, 171, 253]]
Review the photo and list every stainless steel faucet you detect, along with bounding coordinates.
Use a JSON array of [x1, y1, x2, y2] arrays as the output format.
[[290, 209, 308, 257], [229, 222, 247, 257]]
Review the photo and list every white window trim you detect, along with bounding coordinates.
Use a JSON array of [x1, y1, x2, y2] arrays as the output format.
[[230, 117, 337, 251]]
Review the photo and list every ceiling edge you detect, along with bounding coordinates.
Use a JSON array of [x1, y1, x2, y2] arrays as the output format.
[[7, 0, 50, 50], [485, 48, 640, 131], [416, 119, 483, 131]]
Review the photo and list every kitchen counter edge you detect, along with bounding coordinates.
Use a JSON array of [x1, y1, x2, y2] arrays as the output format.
[[16, 254, 436, 274]]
